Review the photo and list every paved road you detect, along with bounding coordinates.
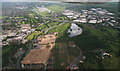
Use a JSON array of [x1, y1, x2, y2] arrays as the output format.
[[70, 48, 83, 69]]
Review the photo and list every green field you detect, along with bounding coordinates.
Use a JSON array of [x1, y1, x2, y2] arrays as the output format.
[[48, 22, 58, 27], [26, 31, 42, 40], [0, 16, 8, 19], [48, 23, 70, 37], [54, 42, 69, 69], [74, 24, 119, 69], [47, 5, 65, 12], [2, 44, 19, 67], [40, 11, 49, 15], [0, 16, 23, 19], [37, 24, 47, 30], [28, 14, 35, 18], [3, 46, 13, 56], [34, 8, 49, 15]]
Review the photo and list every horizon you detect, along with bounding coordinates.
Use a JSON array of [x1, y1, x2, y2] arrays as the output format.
[[1, 0, 119, 2]]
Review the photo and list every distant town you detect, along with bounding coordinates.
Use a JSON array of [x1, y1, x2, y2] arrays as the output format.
[[63, 8, 118, 26]]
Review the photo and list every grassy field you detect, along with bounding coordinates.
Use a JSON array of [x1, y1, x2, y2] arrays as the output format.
[[0, 16, 23, 19], [48, 22, 58, 27], [0, 16, 8, 19], [67, 41, 81, 62], [61, 24, 106, 51], [34, 8, 49, 15], [37, 24, 47, 30], [2, 44, 19, 67], [40, 11, 49, 15], [54, 42, 69, 69], [28, 14, 35, 18], [2, 46, 13, 56], [26, 31, 42, 40], [47, 5, 65, 12], [48, 23, 70, 37], [74, 24, 119, 69]]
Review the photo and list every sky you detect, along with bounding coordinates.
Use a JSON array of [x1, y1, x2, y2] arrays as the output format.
[[1, 0, 43, 2], [1, 0, 119, 2]]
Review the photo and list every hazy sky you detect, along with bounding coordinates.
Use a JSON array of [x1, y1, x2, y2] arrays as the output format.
[[1, 0, 43, 2], [1, 0, 119, 2]]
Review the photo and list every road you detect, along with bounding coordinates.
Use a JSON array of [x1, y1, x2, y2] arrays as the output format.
[[16, 35, 36, 68], [69, 39, 83, 69], [44, 22, 65, 34], [70, 47, 83, 69]]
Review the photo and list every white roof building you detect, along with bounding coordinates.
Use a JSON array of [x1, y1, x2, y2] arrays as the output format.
[[97, 11, 106, 15], [90, 8, 97, 11], [108, 22, 114, 26], [63, 12, 74, 16], [107, 13, 114, 15], [97, 20, 102, 23], [67, 23, 82, 37], [89, 20, 97, 23], [73, 16, 78, 19], [14, 36, 23, 40], [67, 16, 73, 19], [80, 19, 87, 23], [111, 20, 116, 23], [73, 19, 80, 22], [103, 53, 110, 56]]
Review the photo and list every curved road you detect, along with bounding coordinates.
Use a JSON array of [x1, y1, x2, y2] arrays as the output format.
[[44, 22, 65, 34], [70, 46, 83, 69]]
